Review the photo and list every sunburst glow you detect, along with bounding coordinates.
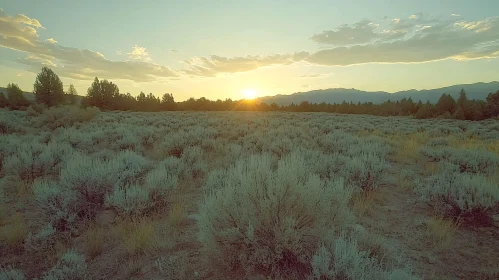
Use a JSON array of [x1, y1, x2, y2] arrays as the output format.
[[243, 88, 257, 99]]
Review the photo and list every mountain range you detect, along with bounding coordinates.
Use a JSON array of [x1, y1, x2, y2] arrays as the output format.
[[2, 81, 499, 106], [257, 81, 499, 106]]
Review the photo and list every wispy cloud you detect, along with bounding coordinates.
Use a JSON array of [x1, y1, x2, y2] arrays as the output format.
[[300, 73, 333, 78], [0, 8, 178, 82], [183, 52, 309, 77], [306, 16, 499, 66]]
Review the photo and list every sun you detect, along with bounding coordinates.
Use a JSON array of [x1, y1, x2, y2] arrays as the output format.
[[242, 88, 257, 99]]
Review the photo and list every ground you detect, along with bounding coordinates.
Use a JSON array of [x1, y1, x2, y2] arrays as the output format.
[[0, 108, 498, 279]]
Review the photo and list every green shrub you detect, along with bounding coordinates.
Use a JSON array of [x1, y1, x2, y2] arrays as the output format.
[[197, 153, 354, 278]]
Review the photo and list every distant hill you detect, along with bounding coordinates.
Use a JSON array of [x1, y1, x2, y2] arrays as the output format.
[[258, 81, 499, 106]]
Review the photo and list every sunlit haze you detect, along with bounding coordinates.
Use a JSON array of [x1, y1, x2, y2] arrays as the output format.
[[1, 0, 499, 101]]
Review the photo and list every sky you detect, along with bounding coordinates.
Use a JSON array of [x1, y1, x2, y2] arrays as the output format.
[[1, 0, 499, 101]]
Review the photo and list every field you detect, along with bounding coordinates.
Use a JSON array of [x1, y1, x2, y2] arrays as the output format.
[[1, 106, 498, 280]]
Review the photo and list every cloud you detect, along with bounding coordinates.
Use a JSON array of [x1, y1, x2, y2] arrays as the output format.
[[183, 52, 309, 77], [310, 19, 387, 45], [0, 9, 178, 82], [128, 45, 152, 62], [305, 16, 499, 66], [300, 73, 333, 78]]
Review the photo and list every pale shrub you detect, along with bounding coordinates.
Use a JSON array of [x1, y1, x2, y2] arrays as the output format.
[[105, 184, 150, 216], [197, 153, 354, 278], [311, 234, 419, 280], [2, 141, 73, 181], [180, 146, 207, 180], [24, 223, 56, 253], [341, 153, 389, 191], [36, 105, 100, 130], [0, 267, 25, 280], [415, 169, 499, 220], [421, 147, 499, 174], [446, 149, 499, 174], [144, 167, 179, 196], [41, 249, 88, 280], [59, 150, 150, 217], [32, 180, 77, 232], [157, 157, 182, 177]]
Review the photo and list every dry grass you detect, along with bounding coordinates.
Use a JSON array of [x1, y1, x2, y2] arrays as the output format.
[[424, 162, 441, 176], [398, 174, 414, 189], [0, 212, 26, 248], [17, 179, 33, 198], [389, 133, 427, 164], [351, 190, 381, 217], [487, 140, 499, 155], [83, 223, 109, 257], [168, 203, 187, 227], [114, 217, 159, 256], [425, 216, 460, 250]]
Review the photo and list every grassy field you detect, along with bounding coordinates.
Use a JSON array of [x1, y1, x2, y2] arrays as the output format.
[[0, 107, 498, 279]]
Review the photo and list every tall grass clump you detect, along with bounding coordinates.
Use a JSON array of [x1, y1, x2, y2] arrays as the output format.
[[196, 153, 355, 278]]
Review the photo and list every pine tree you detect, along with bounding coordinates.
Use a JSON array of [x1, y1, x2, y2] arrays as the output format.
[[6, 83, 30, 110], [436, 93, 457, 116], [66, 84, 78, 105], [86, 77, 102, 108], [0, 92, 7, 108], [452, 106, 466, 120], [34, 67, 65, 107]]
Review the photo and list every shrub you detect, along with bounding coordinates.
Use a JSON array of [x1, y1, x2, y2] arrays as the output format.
[[144, 166, 179, 197], [421, 147, 499, 174], [24, 223, 57, 253], [32, 180, 77, 232], [426, 137, 449, 147], [59, 151, 150, 219], [36, 105, 100, 129], [311, 234, 419, 280], [2, 141, 73, 181], [446, 149, 499, 174], [415, 170, 499, 225], [41, 249, 88, 280], [340, 153, 389, 191], [0, 267, 25, 280], [105, 184, 150, 216], [197, 153, 354, 278]]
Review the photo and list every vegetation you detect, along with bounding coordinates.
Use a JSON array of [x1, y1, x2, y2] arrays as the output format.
[[34, 67, 65, 107], [1, 67, 499, 279], [2, 67, 499, 122]]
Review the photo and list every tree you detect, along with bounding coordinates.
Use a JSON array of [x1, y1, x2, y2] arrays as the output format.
[[452, 106, 466, 120], [161, 93, 176, 110], [0, 92, 7, 108], [415, 101, 435, 119], [34, 67, 65, 106], [484, 91, 499, 118], [435, 93, 457, 116], [87, 77, 102, 108], [66, 84, 78, 105], [6, 83, 30, 109]]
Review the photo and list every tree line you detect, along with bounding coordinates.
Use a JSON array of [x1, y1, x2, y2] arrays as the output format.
[[1, 67, 499, 121]]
